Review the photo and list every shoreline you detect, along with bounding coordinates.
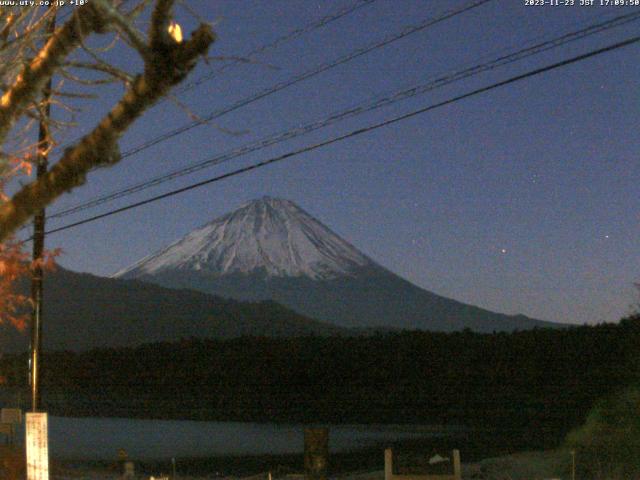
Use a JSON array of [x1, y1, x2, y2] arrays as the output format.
[[52, 435, 536, 479], [52, 449, 567, 480]]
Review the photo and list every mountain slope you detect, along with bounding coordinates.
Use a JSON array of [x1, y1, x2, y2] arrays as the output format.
[[116, 197, 562, 332], [0, 266, 344, 353], [139, 266, 557, 332]]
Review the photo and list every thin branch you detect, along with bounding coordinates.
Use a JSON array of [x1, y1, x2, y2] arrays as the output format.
[[178, 0, 210, 26], [126, 0, 155, 21], [150, 0, 175, 49], [65, 61, 134, 84], [0, 22, 215, 242], [166, 94, 249, 137], [79, 32, 120, 56], [49, 99, 81, 115], [50, 90, 98, 99], [0, 8, 55, 56], [0, 13, 18, 43], [92, 0, 151, 61], [0, 5, 108, 145], [59, 68, 120, 86], [166, 93, 202, 123]]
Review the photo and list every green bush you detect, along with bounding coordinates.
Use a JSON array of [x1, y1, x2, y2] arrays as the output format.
[[566, 385, 640, 479]]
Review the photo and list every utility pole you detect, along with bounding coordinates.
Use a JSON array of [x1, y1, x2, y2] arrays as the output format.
[[30, 5, 56, 413]]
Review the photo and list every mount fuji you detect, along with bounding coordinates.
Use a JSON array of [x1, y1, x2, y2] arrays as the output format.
[[116, 196, 372, 281], [116, 197, 560, 332]]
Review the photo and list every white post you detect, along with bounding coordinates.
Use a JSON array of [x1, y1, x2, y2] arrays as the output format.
[[384, 449, 393, 480], [25, 412, 49, 480], [124, 461, 135, 479], [452, 449, 461, 480]]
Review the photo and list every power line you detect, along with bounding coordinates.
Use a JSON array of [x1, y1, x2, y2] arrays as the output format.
[[15, 0, 488, 234], [109, 0, 494, 160], [174, 0, 379, 95], [53, 0, 377, 153], [46, 10, 640, 221], [39, 33, 640, 238], [42, 0, 492, 226]]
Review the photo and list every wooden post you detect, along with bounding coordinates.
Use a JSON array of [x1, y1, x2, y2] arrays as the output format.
[[123, 461, 135, 479], [452, 449, 461, 480], [384, 448, 393, 480], [30, 4, 56, 414], [304, 428, 328, 480]]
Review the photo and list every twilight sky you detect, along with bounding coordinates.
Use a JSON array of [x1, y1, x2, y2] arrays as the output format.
[[17, 0, 640, 326]]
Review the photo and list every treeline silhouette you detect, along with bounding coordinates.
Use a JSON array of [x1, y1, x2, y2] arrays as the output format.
[[2, 316, 639, 450]]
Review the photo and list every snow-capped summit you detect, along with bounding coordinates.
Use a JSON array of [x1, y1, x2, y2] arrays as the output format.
[[115, 197, 373, 280]]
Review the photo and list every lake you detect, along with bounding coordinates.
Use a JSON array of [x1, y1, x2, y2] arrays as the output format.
[[16, 417, 461, 460]]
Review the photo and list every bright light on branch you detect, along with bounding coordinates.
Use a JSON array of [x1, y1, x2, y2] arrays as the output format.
[[168, 21, 183, 43]]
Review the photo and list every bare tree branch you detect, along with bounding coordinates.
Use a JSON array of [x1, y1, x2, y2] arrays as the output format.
[[64, 60, 135, 84], [0, 19, 215, 241], [92, 0, 151, 61], [59, 67, 122, 86], [150, 0, 175, 49], [0, 5, 108, 145]]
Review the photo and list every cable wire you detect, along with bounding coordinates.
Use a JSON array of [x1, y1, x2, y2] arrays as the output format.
[[174, 0, 379, 95], [46, 10, 640, 221], [53, 0, 378, 153], [103, 0, 494, 160], [38, 33, 640, 238]]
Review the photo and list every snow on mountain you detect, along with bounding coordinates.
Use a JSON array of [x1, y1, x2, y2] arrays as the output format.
[[114, 196, 563, 332], [114, 197, 373, 280]]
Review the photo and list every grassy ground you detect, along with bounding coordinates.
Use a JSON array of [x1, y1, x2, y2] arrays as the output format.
[[477, 450, 568, 480]]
